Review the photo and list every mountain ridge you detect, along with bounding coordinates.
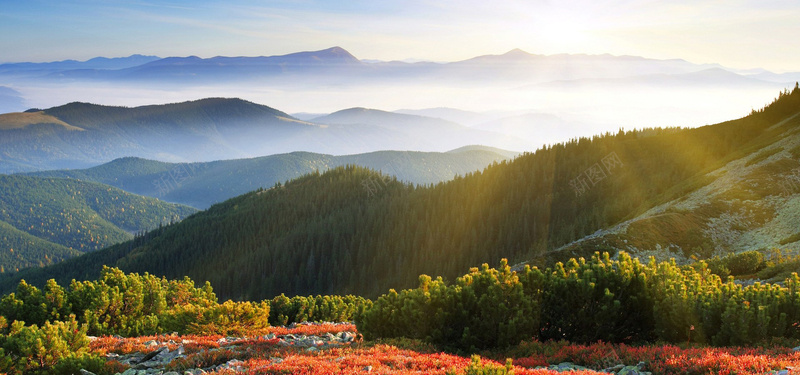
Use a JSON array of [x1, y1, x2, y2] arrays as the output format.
[[3, 47, 794, 87], [5, 87, 798, 300], [0, 97, 531, 173], [28, 147, 517, 208]]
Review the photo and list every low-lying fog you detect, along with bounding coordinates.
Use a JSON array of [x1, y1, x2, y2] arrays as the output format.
[[2, 78, 786, 152]]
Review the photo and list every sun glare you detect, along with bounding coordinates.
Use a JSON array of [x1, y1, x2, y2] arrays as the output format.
[[535, 15, 587, 49]]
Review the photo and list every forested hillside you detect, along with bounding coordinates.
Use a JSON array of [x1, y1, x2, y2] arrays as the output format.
[[0, 175, 196, 271], [4, 87, 799, 300], [29, 147, 514, 208]]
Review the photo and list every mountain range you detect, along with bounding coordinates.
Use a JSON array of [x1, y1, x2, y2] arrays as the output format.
[[1, 47, 796, 147], [4, 86, 798, 300], [0, 98, 526, 174], [0, 55, 160, 76], [3, 47, 796, 87]]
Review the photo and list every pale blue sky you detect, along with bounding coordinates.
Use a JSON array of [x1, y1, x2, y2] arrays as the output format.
[[1, 0, 798, 72]]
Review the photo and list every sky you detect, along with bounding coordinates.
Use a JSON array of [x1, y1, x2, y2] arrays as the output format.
[[1, 0, 799, 72]]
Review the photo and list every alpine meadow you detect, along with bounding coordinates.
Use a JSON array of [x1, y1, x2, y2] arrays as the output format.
[[1, 1, 800, 374]]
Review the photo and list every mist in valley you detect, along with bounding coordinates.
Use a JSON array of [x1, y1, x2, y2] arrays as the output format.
[[1, 52, 791, 161]]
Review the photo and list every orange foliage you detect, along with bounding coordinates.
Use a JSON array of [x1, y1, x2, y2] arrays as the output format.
[[85, 325, 800, 375]]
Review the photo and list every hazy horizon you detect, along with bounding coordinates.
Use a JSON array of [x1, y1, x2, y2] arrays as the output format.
[[3, 1, 800, 73], [2, 1, 799, 156]]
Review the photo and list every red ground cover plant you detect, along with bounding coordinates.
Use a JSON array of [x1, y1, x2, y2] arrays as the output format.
[[509, 341, 800, 375], [84, 325, 799, 375], [90, 334, 223, 355], [268, 323, 356, 336]]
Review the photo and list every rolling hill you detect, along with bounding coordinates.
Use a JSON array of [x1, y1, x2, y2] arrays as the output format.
[[4, 87, 799, 301], [29, 147, 516, 208], [0, 98, 528, 174], [0, 175, 196, 272]]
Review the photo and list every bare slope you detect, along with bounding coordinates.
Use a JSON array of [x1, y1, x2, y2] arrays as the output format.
[[0, 112, 83, 131]]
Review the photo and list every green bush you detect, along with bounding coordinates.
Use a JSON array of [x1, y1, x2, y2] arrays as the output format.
[[360, 252, 800, 349], [162, 300, 270, 336], [704, 257, 731, 278], [0, 315, 89, 375], [724, 251, 765, 276], [49, 354, 110, 375], [359, 259, 541, 350], [539, 252, 654, 343], [447, 355, 514, 375], [0, 267, 369, 343], [694, 251, 766, 278], [757, 253, 800, 282], [269, 294, 372, 326]]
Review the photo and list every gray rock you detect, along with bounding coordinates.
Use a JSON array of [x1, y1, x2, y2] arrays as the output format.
[[138, 347, 167, 363], [603, 364, 625, 372], [337, 332, 354, 342], [218, 358, 244, 371], [618, 365, 652, 375], [80, 370, 97, 375], [547, 362, 591, 372]]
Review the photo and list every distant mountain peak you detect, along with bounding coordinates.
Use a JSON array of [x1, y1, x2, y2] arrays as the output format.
[[296, 46, 360, 63], [503, 48, 531, 56], [325, 46, 349, 54]]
